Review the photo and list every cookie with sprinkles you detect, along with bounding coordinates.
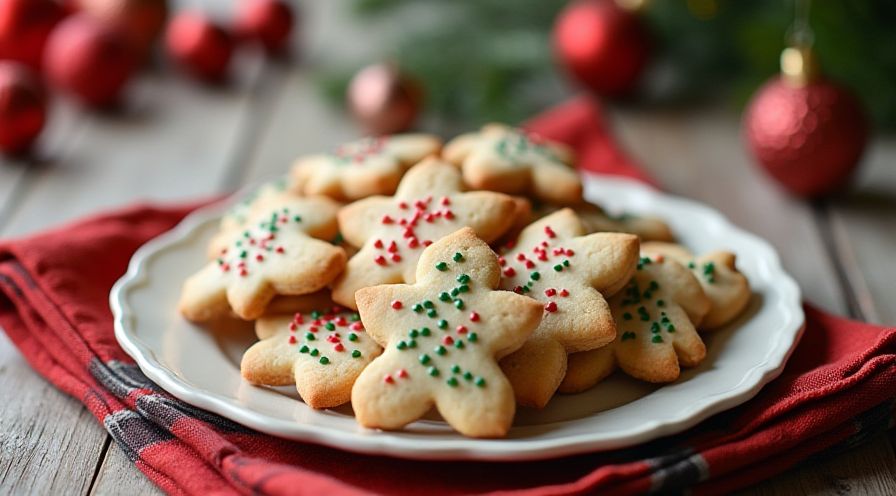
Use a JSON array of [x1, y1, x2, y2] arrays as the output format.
[[442, 123, 582, 205], [241, 307, 382, 408], [332, 158, 517, 310], [572, 202, 674, 242], [560, 255, 711, 389], [179, 197, 348, 322], [351, 228, 543, 437], [641, 242, 750, 330], [290, 133, 442, 201], [497, 209, 639, 407]]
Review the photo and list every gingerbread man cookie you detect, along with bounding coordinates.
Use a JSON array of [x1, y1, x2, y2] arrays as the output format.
[[332, 158, 518, 309], [443, 124, 582, 204], [560, 255, 711, 389], [290, 134, 442, 201], [641, 242, 750, 329], [351, 228, 543, 437], [179, 197, 347, 322], [241, 306, 382, 408], [497, 209, 639, 407]]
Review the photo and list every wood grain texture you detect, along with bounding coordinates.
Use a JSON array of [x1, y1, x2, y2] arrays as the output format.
[[89, 442, 162, 496]]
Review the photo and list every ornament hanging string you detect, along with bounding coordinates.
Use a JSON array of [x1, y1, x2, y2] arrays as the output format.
[[786, 0, 813, 49]]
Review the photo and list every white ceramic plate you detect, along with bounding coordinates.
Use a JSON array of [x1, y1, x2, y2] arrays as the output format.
[[111, 173, 804, 461]]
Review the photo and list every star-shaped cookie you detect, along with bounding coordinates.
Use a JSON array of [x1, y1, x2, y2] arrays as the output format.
[[351, 228, 544, 437], [641, 242, 750, 329], [560, 255, 711, 390], [332, 158, 517, 309], [179, 197, 347, 322], [497, 209, 639, 407], [443, 124, 582, 204], [290, 134, 441, 201]]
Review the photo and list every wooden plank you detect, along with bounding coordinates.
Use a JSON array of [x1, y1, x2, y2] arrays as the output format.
[[608, 103, 896, 495], [89, 442, 162, 496]]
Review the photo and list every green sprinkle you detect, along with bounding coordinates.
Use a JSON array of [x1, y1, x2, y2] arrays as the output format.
[[310, 348, 319, 356], [475, 377, 486, 387], [454, 299, 465, 310], [350, 313, 361, 322], [423, 300, 435, 309], [666, 323, 676, 332], [456, 274, 470, 284], [623, 312, 633, 321], [468, 332, 478, 342], [447, 377, 459, 387], [451, 288, 460, 297], [451, 364, 461, 374], [419, 354, 431, 364], [324, 322, 336, 331], [435, 345, 447, 355], [407, 339, 417, 348], [463, 371, 473, 381], [453, 252, 465, 262], [319, 356, 330, 365], [688, 261, 696, 269], [563, 259, 570, 267], [409, 329, 419, 338], [638, 306, 650, 321], [438, 319, 448, 329], [660, 315, 670, 323], [649, 281, 659, 290], [553, 264, 563, 272], [239, 250, 248, 258], [455, 340, 465, 349], [352, 350, 361, 358], [299, 345, 309, 353], [530, 271, 541, 281], [651, 322, 660, 333], [439, 292, 452, 302], [348, 333, 358, 342], [428, 366, 440, 377], [412, 304, 424, 313], [652, 335, 663, 343], [458, 284, 470, 293], [621, 331, 636, 341], [305, 332, 316, 341], [427, 309, 438, 318], [435, 262, 448, 271], [397, 341, 407, 350], [311, 310, 322, 319], [420, 327, 431, 336], [657, 299, 665, 307], [521, 285, 530, 293]]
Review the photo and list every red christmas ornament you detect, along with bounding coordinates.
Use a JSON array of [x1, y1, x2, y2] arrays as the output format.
[[166, 12, 234, 83], [44, 14, 138, 107], [0, 0, 65, 69], [75, 0, 168, 54], [553, 0, 650, 98], [744, 47, 868, 197], [0, 62, 47, 154], [235, 0, 294, 55], [347, 63, 422, 135]]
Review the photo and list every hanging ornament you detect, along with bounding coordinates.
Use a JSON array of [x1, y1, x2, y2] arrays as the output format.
[[553, 0, 651, 98], [743, 0, 867, 198], [44, 14, 138, 107], [0, 0, 65, 70], [0, 62, 47, 155], [75, 0, 168, 55], [346, 63, 422, 135], [235, 0, 294, 55], [166, 11, 234, 83]]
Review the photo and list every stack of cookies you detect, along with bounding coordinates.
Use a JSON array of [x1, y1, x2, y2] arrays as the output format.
[[178, 125, 752, 438]]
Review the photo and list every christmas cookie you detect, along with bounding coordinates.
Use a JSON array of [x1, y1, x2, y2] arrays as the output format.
[[443, 124, 582, 204], [332, 158, 518, 309], [241, 307, 382, 408], [290, 134, 442, 201], [497, 209, 639, 407], [641, 242, 750, 329], [179, 197, 347, 322], [560, 255, 711, 389], [351, 228, 543, 437], [574, 202, 674, 242]]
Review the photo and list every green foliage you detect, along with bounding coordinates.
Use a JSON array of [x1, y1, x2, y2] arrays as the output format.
[[317, 0, 896, 128]]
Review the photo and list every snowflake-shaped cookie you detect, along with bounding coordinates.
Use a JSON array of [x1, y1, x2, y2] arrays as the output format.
[[497, 209, 639, 407], [641, 242, 750, 329], [351, 228, 543, 437], [559, 255, 711, 390], [332, 158, 517, 309], [241, 306, 382, 408], [179, 197, 347, 322], [290, 133, 442, 201], [443, 123, 582, 204]]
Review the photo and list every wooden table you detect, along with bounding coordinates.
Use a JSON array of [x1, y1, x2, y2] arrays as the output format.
[[1, 3, 894, 495]]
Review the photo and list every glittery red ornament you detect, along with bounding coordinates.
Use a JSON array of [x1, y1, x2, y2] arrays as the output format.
[[744, 48, 868, 198], [235, 0, 294, 55], [347, 63, 422, 135], [44, 14, 138, 107], [165, 12, 233, 83], [76, 0, 168, 54], [553, 0, 650, 98], [0, 0, 65, 69], [0, 62, 47, 154]]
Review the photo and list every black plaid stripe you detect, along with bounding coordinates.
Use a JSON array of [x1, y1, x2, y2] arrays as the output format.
[[647, 449, 709, 494], [104, 409, 174, 462], [136, 394, 248, 433]]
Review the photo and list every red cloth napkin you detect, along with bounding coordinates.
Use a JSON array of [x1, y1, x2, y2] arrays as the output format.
[[1, 96, 894, 496]]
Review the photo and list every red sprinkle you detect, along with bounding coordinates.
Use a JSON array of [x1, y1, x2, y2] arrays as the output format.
[[559, 289, 570, 297], [541, 241, 549, 247], [275, 246, 285, 254], [256, 254, 264, 262], [407, 238, 419, 248], [381, 215, 394, 224], [384, 374, 394, 384], [469, 311, 480, 322], [373, 239, 384, 249], [503, 267, 516, 277], [309, 326, 319, 333], [351, 322, 364, 331], [544, 288, 557, 297], [221, 263, 230, 272], [443, 336, 454, 345], [516, 253, 526, 261], [294, 313, 303, 324], [513, 286, 524, 294], [414, 200, 427, 210], [335, 316, 347, 326], [391, 253, 402, 262], [424, 213, 435, 223], [402, 227, 414, 238], [456, 325, 468, 334], [391, 300, 403, 310], [334, 343, 345, 352], [239, 269, 248, 277], [497, 256, 506, 266], [537, 252, 548, 262], [566, 249, 575, 256], [289, 322, 298, 331], [423, 240, 433, 247], [374, 255, 387, 266], [441, 196, 451, 206], [444, 210, 455, 220], [327, 335, 340, 343], [398, 201, 408, 209], [545, 226, 556, 238], [525, 260, 536, 269], [397, 368, 409, 378], [545, 301, 558, 313], [288, 335, 297, 344]]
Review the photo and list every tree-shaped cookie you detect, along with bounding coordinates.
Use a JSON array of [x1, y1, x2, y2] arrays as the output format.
[[179, 197, 347, 322], [497, 209, 639, 407], [351, 228, 543, 437], [641, 242, 750, 330], [241, 306, 382, 408], [443, 123, 582, 204], [332, 158, 517, 309], [290, 133, 441, 201], [559, 255, 711, 390]]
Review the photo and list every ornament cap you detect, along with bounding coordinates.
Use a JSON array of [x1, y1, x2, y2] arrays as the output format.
[[780, 46, 819, 87]]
